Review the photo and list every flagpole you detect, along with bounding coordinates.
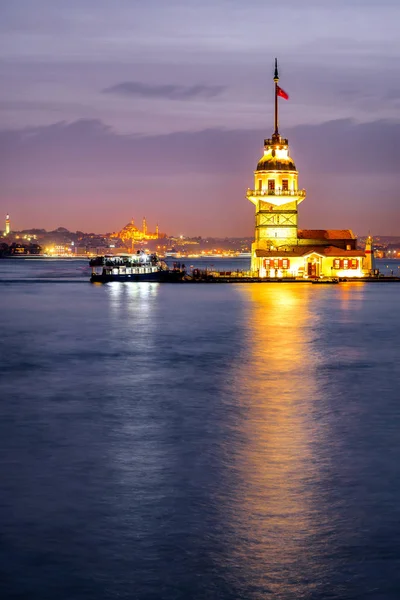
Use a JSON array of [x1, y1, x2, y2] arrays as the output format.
[[273, 58, 279, 137]]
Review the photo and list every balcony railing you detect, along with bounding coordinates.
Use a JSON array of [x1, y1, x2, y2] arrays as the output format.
[[247, 188, 306, 198], [264, 137, 289, 146]]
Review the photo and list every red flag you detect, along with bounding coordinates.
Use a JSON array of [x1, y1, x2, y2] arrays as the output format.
[[277, 85, 289, 100]]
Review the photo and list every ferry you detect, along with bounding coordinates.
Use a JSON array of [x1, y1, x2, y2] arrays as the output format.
[[89, 252, 185, 283]]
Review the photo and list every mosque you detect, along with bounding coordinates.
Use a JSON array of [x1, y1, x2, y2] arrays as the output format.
[[112, 217, 160, 245], [247, 60, 373, 279]]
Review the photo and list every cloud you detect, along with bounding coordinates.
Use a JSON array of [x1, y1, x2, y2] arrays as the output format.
[[2, 117, 399, 176], [102, 81, 226, 100], [1, 118, 399, 235]]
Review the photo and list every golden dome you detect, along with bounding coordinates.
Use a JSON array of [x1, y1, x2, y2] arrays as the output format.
[[256, 155, 296, 171]]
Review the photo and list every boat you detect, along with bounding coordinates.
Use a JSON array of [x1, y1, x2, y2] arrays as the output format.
[[311, 278, 339, 284], [164, 248, 180, 258], [89, 251, 186, 283]]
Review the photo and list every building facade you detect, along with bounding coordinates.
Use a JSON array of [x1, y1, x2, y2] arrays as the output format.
[[247, 61, 371, 279]]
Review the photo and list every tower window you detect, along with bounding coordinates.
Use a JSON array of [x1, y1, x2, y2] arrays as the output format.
[[268, 179, 275, 192], [282, 179, 289, 191], [258, 179, 262, 191]]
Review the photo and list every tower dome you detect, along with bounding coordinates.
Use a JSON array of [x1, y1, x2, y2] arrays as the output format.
[[256, 149, 296, 171], [256, 133, 296, 172]]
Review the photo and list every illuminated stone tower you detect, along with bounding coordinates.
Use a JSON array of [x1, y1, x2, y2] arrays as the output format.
[[364, 234, 375, 274], [247, 60, 306, 270], [5, 213, 10, 235]]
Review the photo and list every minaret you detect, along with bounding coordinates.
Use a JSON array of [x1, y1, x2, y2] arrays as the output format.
[[5, 213, 10, 235], [246, 60, 306, 270], [142, 217, 147, 236], [156, 223, 159, 238]]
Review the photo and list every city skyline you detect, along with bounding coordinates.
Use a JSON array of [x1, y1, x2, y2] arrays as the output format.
[[1, 0, 399, 235]]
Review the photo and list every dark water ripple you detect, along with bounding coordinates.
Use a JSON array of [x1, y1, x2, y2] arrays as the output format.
[[0, 264, 400, 599]]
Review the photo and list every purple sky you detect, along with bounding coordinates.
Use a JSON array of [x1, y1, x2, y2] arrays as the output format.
[[1, 0, 399, 236]]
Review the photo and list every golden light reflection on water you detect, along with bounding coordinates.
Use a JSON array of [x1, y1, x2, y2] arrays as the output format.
[[337, 281, 365, 313], [226, 284, 328, 597]]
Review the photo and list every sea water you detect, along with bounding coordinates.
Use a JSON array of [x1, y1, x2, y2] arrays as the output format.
[[1, 259, 400, 599]]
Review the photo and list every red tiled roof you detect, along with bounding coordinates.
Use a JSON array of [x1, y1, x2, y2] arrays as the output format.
[[320, 246, 363, 257], [256, 247, 316, 257], [255, 245, 364, 258], [298, 229, 356, 240]]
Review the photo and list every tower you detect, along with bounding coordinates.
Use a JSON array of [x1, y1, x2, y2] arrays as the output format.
[[156, 223, 159, 238], [364, 234, 375, 274], [5, 213, 10, 235], [247, 59, 306, 271], [142, 217, 147, 236]]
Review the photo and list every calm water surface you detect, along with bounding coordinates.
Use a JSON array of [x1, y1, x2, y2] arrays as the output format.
[[1, 259, 400, 599]]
